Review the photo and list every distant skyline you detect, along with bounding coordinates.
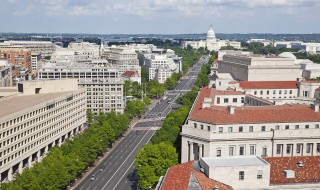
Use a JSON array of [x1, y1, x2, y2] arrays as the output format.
[[0, 0, 319, 34]]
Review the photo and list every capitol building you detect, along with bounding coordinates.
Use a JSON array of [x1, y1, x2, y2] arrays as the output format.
[[181, 25, 241, 51]]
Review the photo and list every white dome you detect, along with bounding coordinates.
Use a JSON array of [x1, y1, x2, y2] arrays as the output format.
[[207, 25, 216, 40], [278, 52, 297, 60]]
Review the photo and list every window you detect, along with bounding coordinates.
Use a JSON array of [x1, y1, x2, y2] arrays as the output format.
[[289, 90, 292, 94], [239, 146, 245, 155], [249, 126, 253, 132], [273, 90, 276, 94], [295, 125, 299, 129], [233, 98, 237, 103], [217, 150, 221, 157], [303, 91, 309, 97], [217, 97, 220, 104], [284, 90, 287, 94], [250, 145, 255, 155], [262, 148, 267, 156], [207, 126, 210, 131], [296, 144, 303, 154], [286, 144, 292, 154], [317, 143, 320, 153], [275, 125, 280, 130], [228, 127, 233, 133], [285, 125, 289, 129], [260, 91, 263, 95], [241, 97, 244, 103], [201, 125, 203, 130], [305, 125, 309, 129], [279, 90, 282, 94], [257, 170, 263, 179], [239, 126, 243, 132], [254, 91, 257, 95], [229, 147, 234, 156], [224, 98, 229, 103], [276, 144, 282, 155], [239, 171, 244, 180], [219, 127, 223, 133], [267, 90, 269, 95], [306, 143, 313, 153], [316, 124, 320, 129], [261, 126, 266, 131], [194, 123, 197, 128]]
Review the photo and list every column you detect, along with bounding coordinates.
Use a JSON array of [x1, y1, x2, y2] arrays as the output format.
[[189, 142, 194, 161], [18, 161, 23, 173], [37, 151, 41, 162], [199, 144, 203, 159], [8, 167, 13, 181], [28, 156, 32, 168]]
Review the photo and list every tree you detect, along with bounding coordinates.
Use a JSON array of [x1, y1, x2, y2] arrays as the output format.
[[135, 142, 178, 190], [86, 109, 94, 123], [124, 81, 131, 96]]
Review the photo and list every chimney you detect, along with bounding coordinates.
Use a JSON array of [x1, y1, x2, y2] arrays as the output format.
[[202, 97, 212, 109], [228, 106, 235, 114], [314, 104, 319, 112]]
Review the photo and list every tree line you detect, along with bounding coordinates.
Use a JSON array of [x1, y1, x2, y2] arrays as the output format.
[[1, 111, 130, 190]]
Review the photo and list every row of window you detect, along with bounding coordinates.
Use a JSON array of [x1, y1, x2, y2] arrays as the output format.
[[253, 89, 294, 96], [0, 116, 85, 165], [216, 97, 245, 104], [238, 171, 263, 180], [218, 124, 319, 133], [1, 104, 86, 140], [276, 143, 320, 155], [0, 123, 82, 167]]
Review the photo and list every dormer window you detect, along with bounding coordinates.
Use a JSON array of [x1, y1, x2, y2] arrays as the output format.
[[297, 161, 304, 168]]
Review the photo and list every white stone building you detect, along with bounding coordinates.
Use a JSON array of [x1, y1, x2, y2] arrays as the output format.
[[144, 54, 178, 83], [0, 79, 86, 182], [200, 156, 270, 190], [38, 61, 124, 114], [101, 46, 141, 78], [218, 54, 301, 81], [181, 86, 320, 163], [182, 26, 241, 51]]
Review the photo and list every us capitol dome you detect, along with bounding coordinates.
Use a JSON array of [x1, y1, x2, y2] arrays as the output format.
[[206, 25, 216, 42]]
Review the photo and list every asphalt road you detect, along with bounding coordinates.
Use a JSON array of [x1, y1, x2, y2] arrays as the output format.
[[74, 55, 209, 190], [75, 130, 155, 190]]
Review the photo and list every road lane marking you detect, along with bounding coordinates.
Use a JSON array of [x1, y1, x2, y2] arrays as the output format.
[[112, 131, 155, 190], [101, 130, 151, 190]]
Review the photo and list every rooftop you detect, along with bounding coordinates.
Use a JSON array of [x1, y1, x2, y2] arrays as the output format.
[[160, 161, 232, 190], [202, 156, 268, 167], [190, 87, 320, 124], [238, 81, 298, 89], [0, 91, 78, 118], [265, 156, 320, 184]]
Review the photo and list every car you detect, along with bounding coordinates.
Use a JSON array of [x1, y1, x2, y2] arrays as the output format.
[[136, 131, 140, 135], [99, 166, 105, 172], [90, 174, 96, 181]]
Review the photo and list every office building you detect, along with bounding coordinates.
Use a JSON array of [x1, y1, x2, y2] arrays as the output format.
[[0, 79, 86, 182], [38, 61, 124, 114]]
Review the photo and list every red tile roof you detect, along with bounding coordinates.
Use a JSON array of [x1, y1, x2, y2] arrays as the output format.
[[161, 161, 233, 190], [190, 87, 320, 124], [161, 161, 193, 190], [264, 156, 320, 184], [193, 170, 233, 190], [238, 81, 298, 89]]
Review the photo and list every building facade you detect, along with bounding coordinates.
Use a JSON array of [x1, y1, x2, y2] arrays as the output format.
[[0, 79, 86, 182], [181, 87, 320, 163], [38, 61, 124, 114]]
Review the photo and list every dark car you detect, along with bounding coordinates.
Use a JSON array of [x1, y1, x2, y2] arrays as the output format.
[[136, 131, 140, 135]]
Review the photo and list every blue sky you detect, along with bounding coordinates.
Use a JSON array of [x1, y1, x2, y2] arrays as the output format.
[[0, 0, 319, 34]]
